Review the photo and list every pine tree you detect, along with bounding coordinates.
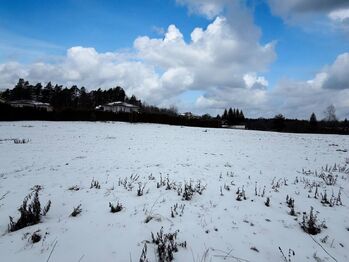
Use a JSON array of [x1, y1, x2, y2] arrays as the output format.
[[228, 108, 233, 124], [222, 109, 228, 120]]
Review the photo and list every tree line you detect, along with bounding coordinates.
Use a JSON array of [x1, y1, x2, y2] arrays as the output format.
[[0, 79, 220, 128], [221, 108, 245, 125], [1, 78, 348, 134], [0, 78, 141, 110]]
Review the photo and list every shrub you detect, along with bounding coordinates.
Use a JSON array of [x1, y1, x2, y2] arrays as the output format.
[[171, 203, 185, 218], [300, 207, 322, 235], [70, 204, 82, 217], [31, 231, 41, 243], [14, 138, 30, 144], [8, 188, 51, 232], [68, 185, 80, 191], [137, 182, 146, 196], [109, 201, 123, 213], [139, 243, 148, 262], [90, 179, 101, 189], [151, 227, 186, 262], [182, 181, 206, 201], [279, 247, 295, 262], [236, 187, 246, 201]]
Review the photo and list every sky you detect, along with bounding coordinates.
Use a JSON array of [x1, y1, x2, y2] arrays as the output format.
[[0, 0, 349, 119]]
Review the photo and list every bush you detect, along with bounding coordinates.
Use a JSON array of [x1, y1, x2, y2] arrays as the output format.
[[90, 179, 101, 189], [31, 231, 41, 243], [8, 188, 51, 232], [109, 202, 123, 213], [151, 227, 186, 262], [182, 181, 206, 201], [70, 204, 82, 217], [13, 138, 30, 144], [300, 207, 322, 235]]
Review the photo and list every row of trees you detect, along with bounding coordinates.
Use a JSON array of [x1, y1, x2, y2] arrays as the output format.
[[0, 79, 221, 128], [274, 105, 340, 131], [0, 79, 141, 110], [221, 108, 245, 125], [1, 78, 348, 134], [268, 105, 347, 133]]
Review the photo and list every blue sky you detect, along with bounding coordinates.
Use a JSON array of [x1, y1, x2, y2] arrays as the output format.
[[0, 0, 349, 118], [0, 0, 207, 58]]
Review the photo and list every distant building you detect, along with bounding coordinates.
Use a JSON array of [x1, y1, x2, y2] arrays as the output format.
[[231, 125, 246, 129], [7, 100, 53, 112], [222, 123, 246, 129], [181, 112, 199, 119], [96, 101, 140, 113]]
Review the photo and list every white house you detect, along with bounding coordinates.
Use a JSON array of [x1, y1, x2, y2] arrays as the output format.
[[8, 100, 53, 112], [96, 101, 139, 113]]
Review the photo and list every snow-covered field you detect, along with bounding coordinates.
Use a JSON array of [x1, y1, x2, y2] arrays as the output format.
[[0, 121, 349, 262]]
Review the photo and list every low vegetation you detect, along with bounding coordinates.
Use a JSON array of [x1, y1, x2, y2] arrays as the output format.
[[8, 188, 51, 232]]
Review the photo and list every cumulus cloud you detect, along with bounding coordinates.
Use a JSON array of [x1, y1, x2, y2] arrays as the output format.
[[268, 0, 349, 14], [268, 0, 349, 30], [0, 1, 276, 115], [176, 0, 231, 19], [272, 53, 349, 119], [2, 0, 346, 119], [328, 8, 349, 22]]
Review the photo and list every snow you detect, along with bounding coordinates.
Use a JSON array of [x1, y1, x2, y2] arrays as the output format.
[[0, 121, 349, 262]]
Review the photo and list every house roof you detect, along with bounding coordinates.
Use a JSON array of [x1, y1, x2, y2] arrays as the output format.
[[105, 101, 139, 108], [8, 100, 51, 106]]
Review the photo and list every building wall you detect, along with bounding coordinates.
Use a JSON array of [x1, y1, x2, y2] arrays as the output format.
[[104, 105, 136, 113]]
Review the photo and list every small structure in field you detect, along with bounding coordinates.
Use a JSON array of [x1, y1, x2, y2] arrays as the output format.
[[96, 101, 140, 113], [7, 100, 53, 112]]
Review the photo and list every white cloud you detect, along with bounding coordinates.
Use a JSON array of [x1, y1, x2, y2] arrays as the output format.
[[268, 0, 349, 30], [244, 73, 268, 90], [0, 2, 276, 115], [272, 53, 349, 119], [329, 8, 349, 22], [268, 0, 349, 17], [4, 0, 347, 119], [176, 0, 231, 19]]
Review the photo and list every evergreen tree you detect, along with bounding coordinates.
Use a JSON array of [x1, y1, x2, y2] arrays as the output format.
[[222, 109, 228, 120], [239, 110, 245, 121], [228, 108, 233, 124]]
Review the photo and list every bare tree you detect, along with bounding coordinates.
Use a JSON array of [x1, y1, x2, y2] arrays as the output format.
[[323, 105, 337, 122]]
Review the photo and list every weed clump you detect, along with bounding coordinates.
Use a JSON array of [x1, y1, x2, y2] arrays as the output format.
[[171, 203, 185, 218], [109, 201, 123, 213], [8, 188, 51, 232], [137, 182, 146, 196], [236, 187, 246, 201], [279, 247, 295, 262], [31, 231, 41, 243], [70, 204, 82, 217], [68, 185, 80, 191], [14, 138, 30, 144], [182, 181, 206, 201], [151, 227, 186, 262], [90, 179, 101, 189], [139, 243, 149, 262], [300, 207, 323, 235]]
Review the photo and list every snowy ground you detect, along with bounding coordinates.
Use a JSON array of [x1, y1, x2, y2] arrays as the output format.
[[0, 121, 349, 262]]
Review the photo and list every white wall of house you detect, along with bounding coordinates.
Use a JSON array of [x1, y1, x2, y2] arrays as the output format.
[[103, 105, 136, 113]]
